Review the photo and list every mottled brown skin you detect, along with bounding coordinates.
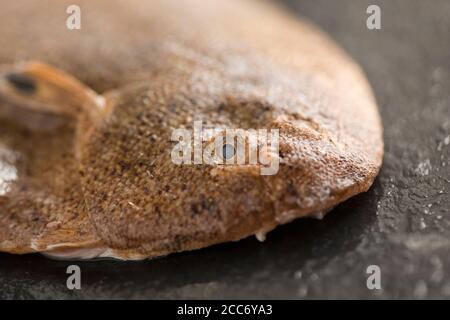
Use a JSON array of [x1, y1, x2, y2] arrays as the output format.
[[0, 116, 101, 254], [0, 0, 382, 259]]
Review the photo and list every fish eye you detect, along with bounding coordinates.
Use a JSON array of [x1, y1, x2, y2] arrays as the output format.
[[222, 144, 235, 160], [6, 73, 37, 94]]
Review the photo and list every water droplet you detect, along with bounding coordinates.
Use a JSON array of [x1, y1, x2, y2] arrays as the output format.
[[420, 219, 427, 230], [414, 280, 428, 299], [444, 136, 450, 145], [310, 273, 319, 281], [297, 285, 308, 298], [415, 159, 431, 176]]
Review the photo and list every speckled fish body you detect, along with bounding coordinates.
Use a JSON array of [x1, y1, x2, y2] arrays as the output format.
[[0, 0, 383, 260]]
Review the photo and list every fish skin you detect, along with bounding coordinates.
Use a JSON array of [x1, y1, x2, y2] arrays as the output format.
[[0, 0, 382, 259], [0, 117, 101, 255]]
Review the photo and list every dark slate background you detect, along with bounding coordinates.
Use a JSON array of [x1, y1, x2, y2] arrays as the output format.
[[0, 0, 449, 299]]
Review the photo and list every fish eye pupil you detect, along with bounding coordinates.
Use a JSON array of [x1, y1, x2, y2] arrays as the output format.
[[222, 144, 235, 160], [6, 73, 37, 94]]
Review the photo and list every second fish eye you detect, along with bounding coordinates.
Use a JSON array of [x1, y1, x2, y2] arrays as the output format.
[[6, 73, 37, 94]]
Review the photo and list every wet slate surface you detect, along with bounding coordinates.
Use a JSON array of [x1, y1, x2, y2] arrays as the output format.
[[0, 0, 449, 299]]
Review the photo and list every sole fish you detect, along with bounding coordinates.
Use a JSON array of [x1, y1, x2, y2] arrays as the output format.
[[0, 0, 383, 260]]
